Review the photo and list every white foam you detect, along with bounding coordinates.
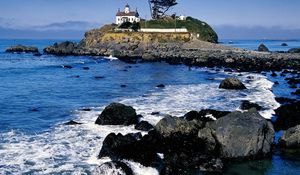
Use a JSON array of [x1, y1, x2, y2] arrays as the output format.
[[0, 68, 280, 174]]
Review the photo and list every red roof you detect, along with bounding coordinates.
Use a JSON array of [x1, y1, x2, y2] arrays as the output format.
[[116, 12, 139, 17]]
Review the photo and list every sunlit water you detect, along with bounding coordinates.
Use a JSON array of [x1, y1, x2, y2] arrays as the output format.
[[0, 39, 299, 174]]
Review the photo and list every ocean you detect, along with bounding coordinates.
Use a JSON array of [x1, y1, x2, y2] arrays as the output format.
[[0, 39, 300, 174]]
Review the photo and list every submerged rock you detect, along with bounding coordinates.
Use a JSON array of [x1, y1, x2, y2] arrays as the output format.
[[95, 103, 139, 125], [6, 45, 39, 53], [273, 101, 300, 131], [219, 77, 247, 90], [258, 44, 269, 52], [240, 100, 263, 111], [212, 109, 274, 159], [64, 120, 82, 125], [281, 43, 288, 47], [93, 161, 133, 175], [279, 125, 300, 149], [135, 121, 154, 131]]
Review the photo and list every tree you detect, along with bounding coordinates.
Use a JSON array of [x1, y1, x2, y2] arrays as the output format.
[[148, 0, 178, 19]]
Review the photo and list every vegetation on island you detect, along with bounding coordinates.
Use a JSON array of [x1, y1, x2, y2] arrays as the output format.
[[148, 0, 178, 19]]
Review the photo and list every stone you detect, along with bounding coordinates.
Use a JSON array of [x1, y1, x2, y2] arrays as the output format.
[[64, 120, 82, 125], [273, 101, 300, 131], [5, 45, 39, 53], [288, 48, 300, 53], [219, 77, 247, 90], [258, 44, 269, 52], [279, 125, 300, 148], [93, 161, 133, 175], [135, 121, 154, 131], [43, 41, 78, 55], [156, 84, 165, 88], [240, 100, 263, 111], [212, 109, 274, 159], [184, 109, 230, 121], [95, 103, 139, 125], [281, 43, 288, 47]]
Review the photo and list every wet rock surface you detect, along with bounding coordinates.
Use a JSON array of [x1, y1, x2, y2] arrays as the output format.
[[6, 45, 39, 53], [219, 77, 247, 90]]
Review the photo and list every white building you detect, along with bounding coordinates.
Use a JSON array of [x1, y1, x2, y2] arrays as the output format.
[[116, 4, 140, 25]]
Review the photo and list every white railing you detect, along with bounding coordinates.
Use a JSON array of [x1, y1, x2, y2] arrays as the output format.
[[140, 28, 188, 33]]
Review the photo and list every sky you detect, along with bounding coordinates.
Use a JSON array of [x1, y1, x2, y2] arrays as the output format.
[[0, 0, 300, 39]]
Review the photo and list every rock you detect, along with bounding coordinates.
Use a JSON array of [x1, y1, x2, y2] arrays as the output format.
[[95, 103, 139, 125], [62, 65, 73, 69], [81, 108, 91, 111], [290, 84, 297, 89], [5, 45, 39, 53], [274, 81, 279, 85], [155, 116, 204, 137], [279, 125, 300, 148], [95, 76, 105, 79], [292, 89, 300, 96], [184, 109, 230, 121], [156, 84, 165, 88], [83, 67, 90, 70], [275, 97, 297, 105], [34, 53, 42, 56], [288, 48, 300, 53], [120, 85, 127, 88], [93, 161, 133, 175], [273, 101, 300, 131], [271, 72, 278, 77], [64, 120, 82, 125], [258, 44, 269, 52], [240, 100, 263, 111], [281, 43, 288, 47], [43, 41, 78, 55], [219, 77, 247, 90], [98, 133, 161, 167], [198, 127, 217, 152], [212, 109, 274, 159], [286, 78, 300, 85], [135, 121, 154, 131], [151, 112, 160, 115]]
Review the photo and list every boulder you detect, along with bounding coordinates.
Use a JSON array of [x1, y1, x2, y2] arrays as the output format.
[[240, 100, 262, 111], [275, 97, 297, 105], [93, 161, 133, 175], [211, 109, 274, 159], [258, 44, 269, 52], [279, 125, 300, 148], [98, 133, 161, 167], [273, 101, 300, 131], [184, 109, 230, 121], [43, 41, 78, 55], [155, 116, 204, 137], [95, 103, 139, 125], [64, 120, 82, 125], [288, 48, 300, 53], [135, 121, 154, 131], [219, 77, 247, 90], [292, 89, 300, 96], [281, 43, 288, 47], [6, 45, 39, 53]]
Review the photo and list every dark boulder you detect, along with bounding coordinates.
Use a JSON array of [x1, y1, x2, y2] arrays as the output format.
[[155, 116, 204, 137], [286, 78, 300, 85], [184, 109, 230, 121], [156, 84, 165, 88], [93, 161, 133, 175], [258, 44, 269, 52], [62, 65, 73, 69], [281, 43, 288, 47], [120, 85, 127, 88], [95, 103, 139, 125], [6, 45, 39, 53], [275, 97, 297, 105], [288, 48, 300, 53], [135, 121, 154, 131], [219, 77, 247, 90], [211, 109, 274, 159], [95, 76, 105, 79], [64, 120, 82, 125], [98, 133, 161, 167], [273, 101, 300, 131], [83, 67, 90, 70], [240, 100, 263, 111], [279, 125, 300, 149], [292, 89, 300, 96], [43, 41, 78, 55]]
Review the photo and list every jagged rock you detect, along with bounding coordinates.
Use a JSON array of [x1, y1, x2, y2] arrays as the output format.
[[240, 100, 262, 111], [279, 125, 300, 148], [93, 161, 133, 175], [219, 77, 247, 90], [211, 109, 274, 159], [135, 121, 154, 131], [258, 44, 269, 52], [156, 84, 165, 88], [184, 109, 230, 121], [273, 101, 300, 131], [98, 133, 161, 167], [6, 45, 39, 53], [64, 120, 82, 125], [281, 43, 288, 47], [95, 103, 139, 125], [155, 116, 204, 137], [44, 41, 78, 55]]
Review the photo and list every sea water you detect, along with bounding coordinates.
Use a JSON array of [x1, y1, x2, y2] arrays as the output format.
[[0, 39, 299, 174]]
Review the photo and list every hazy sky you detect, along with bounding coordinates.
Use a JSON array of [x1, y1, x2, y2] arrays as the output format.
[[0, 0, 300, 28]]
